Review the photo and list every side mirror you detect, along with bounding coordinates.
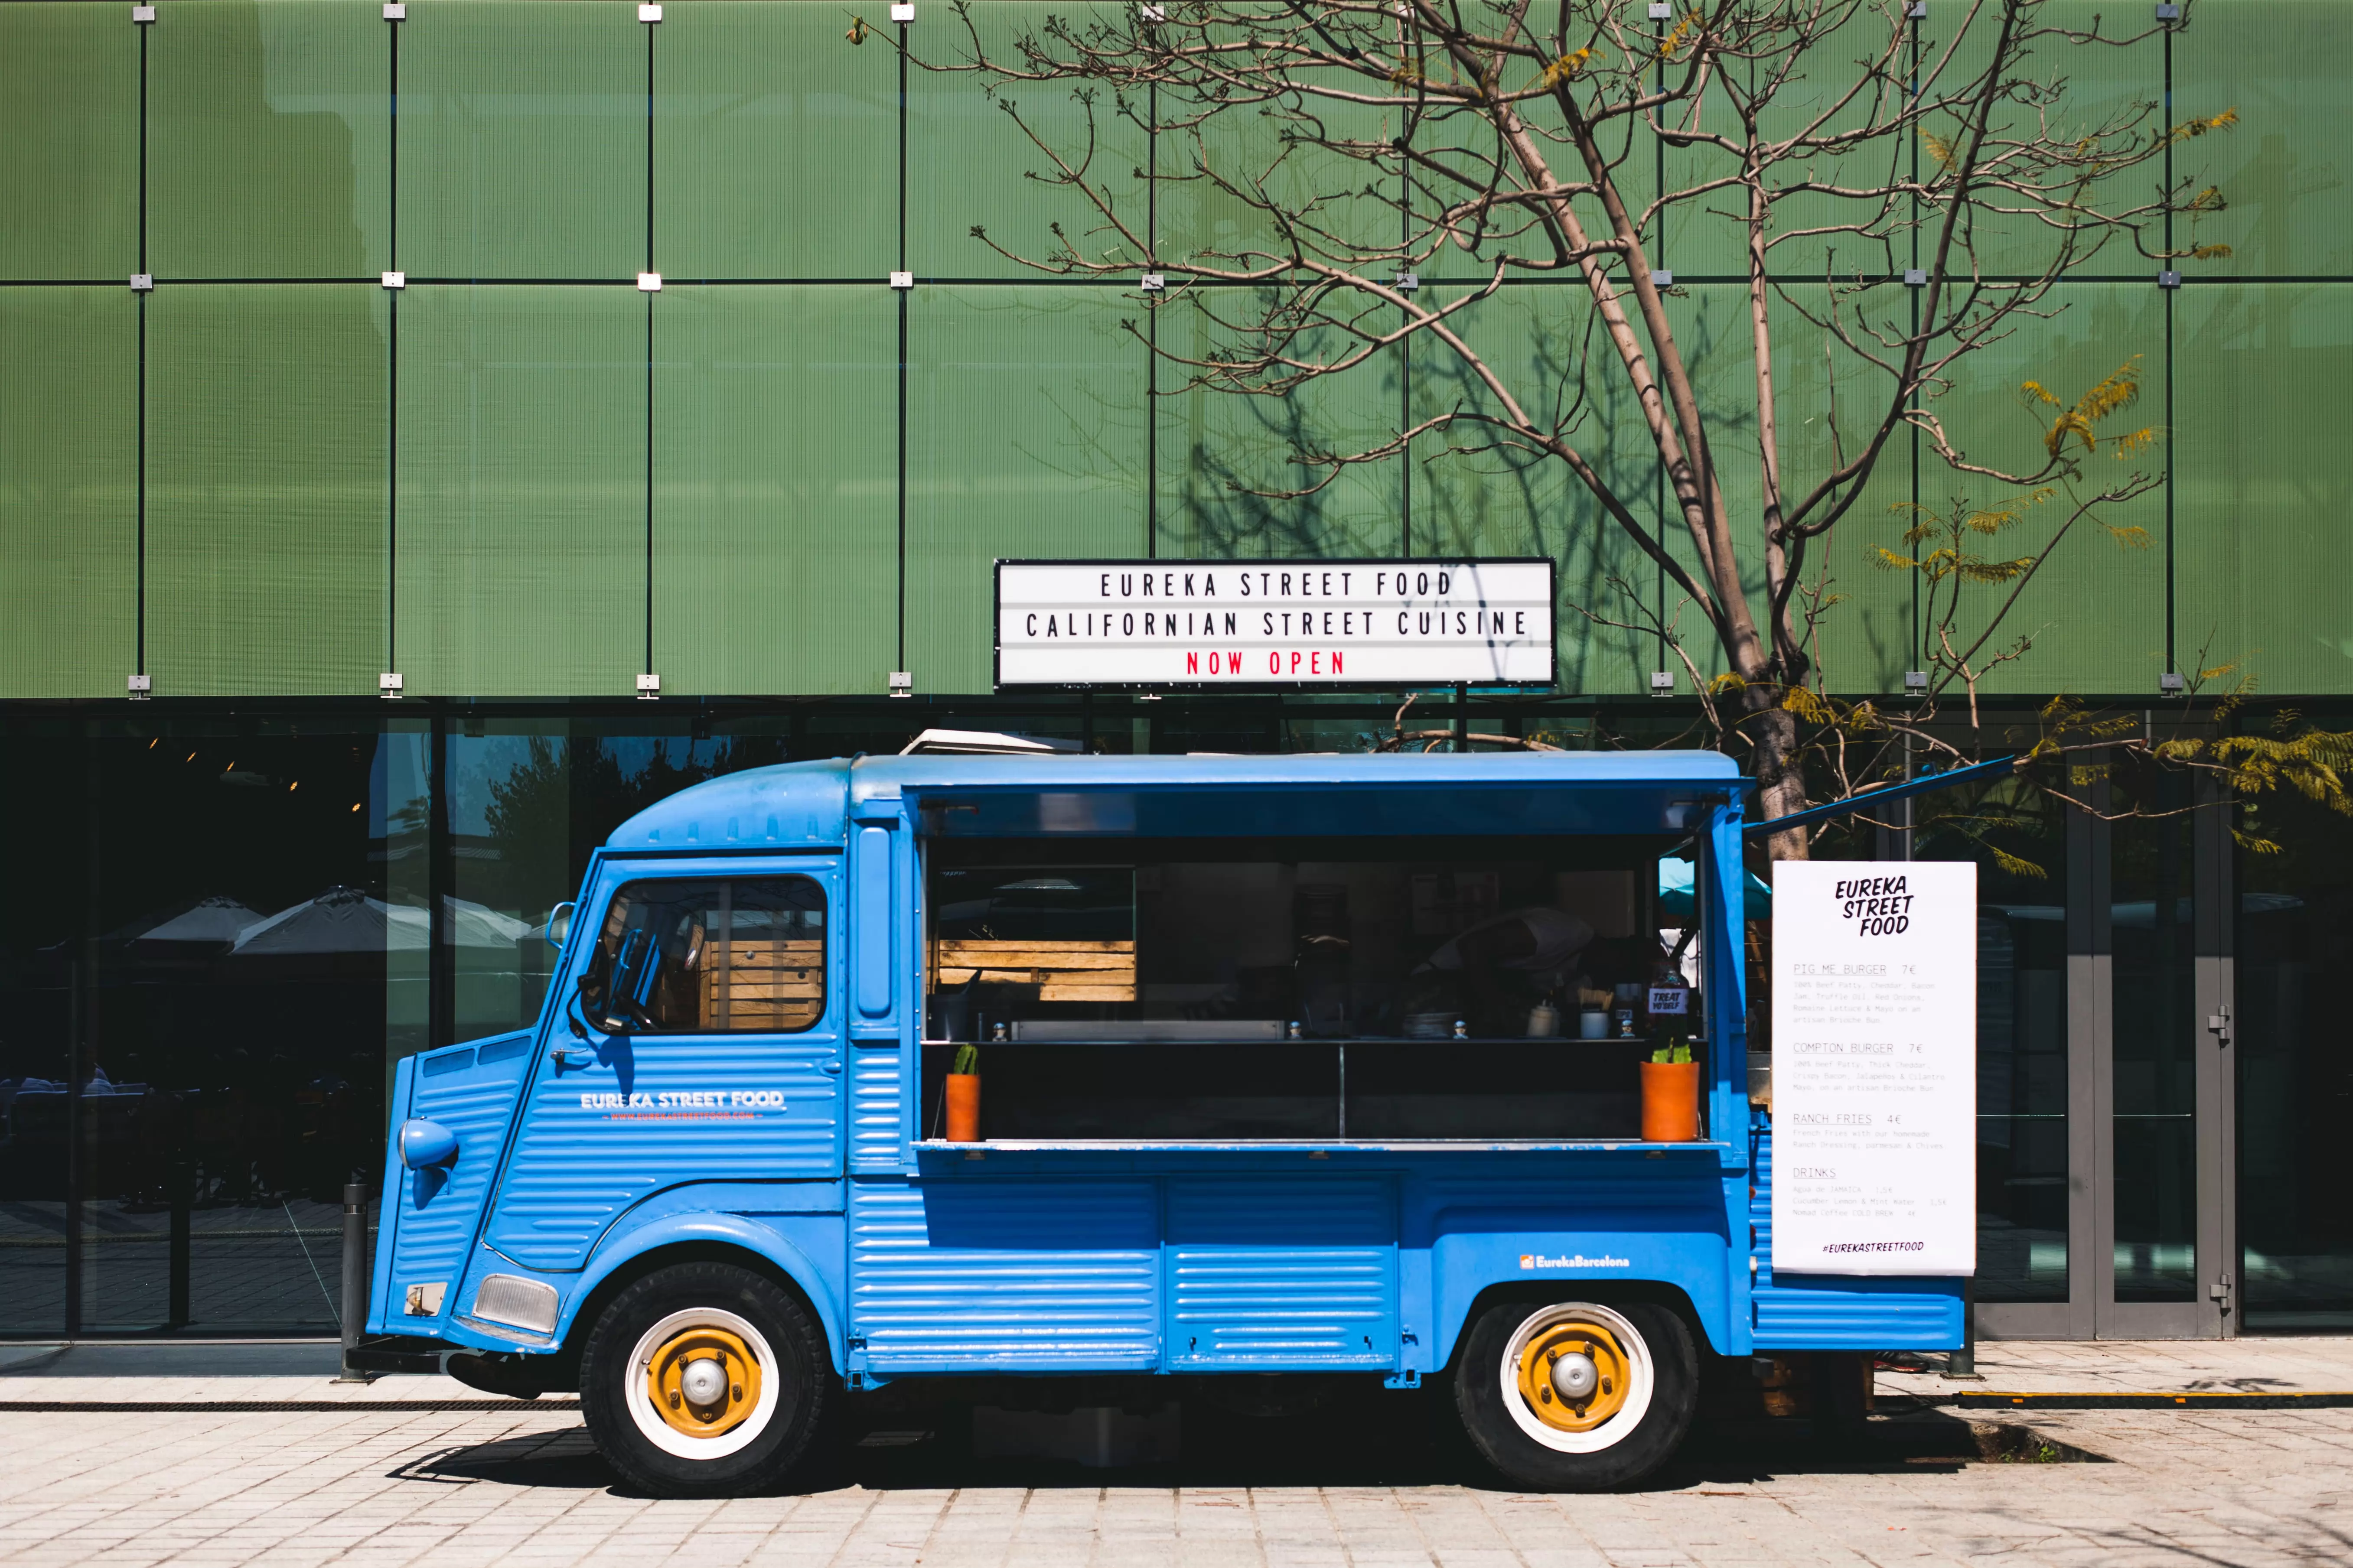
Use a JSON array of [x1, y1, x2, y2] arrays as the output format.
[[399, 1117, 460, 1171], [545, 901, 574, 950]]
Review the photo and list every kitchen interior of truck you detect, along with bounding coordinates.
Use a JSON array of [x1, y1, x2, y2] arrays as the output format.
[[918, 834, 1700, 1142]]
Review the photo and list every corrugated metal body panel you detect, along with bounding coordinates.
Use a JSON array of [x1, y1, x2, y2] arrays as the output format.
[[388, 1037, 531, 1314], [1750, 1130, 1964, 1349], [1166, 1178, 1397, 1368], [848, 1043, 904, 1172], [485, 1037, 842, 1272], [850, 1179, 1160, 1370]]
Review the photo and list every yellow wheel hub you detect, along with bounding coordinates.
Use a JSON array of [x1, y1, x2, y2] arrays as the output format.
[[1515, 1319, 1632, 1433], [645, 1324, 762, 1440]]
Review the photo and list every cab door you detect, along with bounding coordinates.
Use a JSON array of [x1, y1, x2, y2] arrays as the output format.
[[482, 859, 843, 1274]]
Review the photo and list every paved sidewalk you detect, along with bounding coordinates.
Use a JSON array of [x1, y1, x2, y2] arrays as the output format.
[[0, 1340, 2350, 1565], [1877, 1336, 2353, 1402]]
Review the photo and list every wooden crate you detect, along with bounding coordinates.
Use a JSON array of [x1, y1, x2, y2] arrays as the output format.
[[933, 938, 1136, 1002], [704, 937, 824, 1026]]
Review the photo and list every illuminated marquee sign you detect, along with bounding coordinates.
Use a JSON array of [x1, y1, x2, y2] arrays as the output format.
[[993, 558, 1556, 690]]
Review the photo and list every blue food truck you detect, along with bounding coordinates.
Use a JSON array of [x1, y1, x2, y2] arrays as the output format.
[[367, 745, 1960, 1494]]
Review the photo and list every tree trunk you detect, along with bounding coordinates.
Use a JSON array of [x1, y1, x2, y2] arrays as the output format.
[[1747, 697, 1811, 862]]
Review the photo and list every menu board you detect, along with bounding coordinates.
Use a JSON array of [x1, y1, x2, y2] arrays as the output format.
[[1770, 860, 1976, 1276]]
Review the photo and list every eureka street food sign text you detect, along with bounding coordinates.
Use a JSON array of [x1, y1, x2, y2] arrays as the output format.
[[994, 558, 1555, 688], [1770, 860, 1976, 1276]]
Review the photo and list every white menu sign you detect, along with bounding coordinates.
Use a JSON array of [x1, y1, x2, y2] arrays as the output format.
[[1771, 860, 1975, 1276], [994, 558, 1555, 688]]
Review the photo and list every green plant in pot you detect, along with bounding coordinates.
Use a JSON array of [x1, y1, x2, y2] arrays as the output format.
[[1640, 1034, 1700, 1142], [945, 1043, 982, 1142]]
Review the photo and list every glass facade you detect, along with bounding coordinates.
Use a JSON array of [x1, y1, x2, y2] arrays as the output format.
[[4, 3, 2353, 1339], [0, 1, 2346, 703]]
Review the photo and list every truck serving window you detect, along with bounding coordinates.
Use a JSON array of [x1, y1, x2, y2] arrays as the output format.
[[921, 837, 1693, 1141], [583, 878, 826, 1034]]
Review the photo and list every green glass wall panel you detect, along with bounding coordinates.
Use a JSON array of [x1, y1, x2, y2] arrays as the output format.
[[396, 285, 644, 697], [0, 3, 140, 280], [1931, 283, 2167, 696], [150, 1, 390, 280], [0, 290, 137, 698], [2176, 284, 2353, 695], [1714, 285, 1916, 698], [146, 285, 388, 697], [1409, 285, 1649, 696], [2177, 1, 2353, 278], [1156, 57, 1407, 279], [907, 285, 1147, 692], [1155, 290, 1399, 564], [908, 3, 1148, 280], [654, 3, 895, 280], [1659, 3, 1921, 281], [397, 1, 646, 280], [1661, 3, 2159, 282], [652, 286, 897, 694]]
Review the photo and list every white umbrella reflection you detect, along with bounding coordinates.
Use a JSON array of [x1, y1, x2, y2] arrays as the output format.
[[118, 895, 264, 947], [230, 886, 532, 954]]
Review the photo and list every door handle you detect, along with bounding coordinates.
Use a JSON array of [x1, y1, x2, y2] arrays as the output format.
[[550, 1048, 596, 1074]]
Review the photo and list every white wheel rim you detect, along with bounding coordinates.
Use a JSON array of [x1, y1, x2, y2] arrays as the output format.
[[624, 1307, 782, 1461], [1497, 1301, 1655, 1454]]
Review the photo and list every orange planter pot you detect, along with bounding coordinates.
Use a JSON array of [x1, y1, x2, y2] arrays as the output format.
[[1639, 1060, 1701, 1142], [945, 1074, 982, 1143]]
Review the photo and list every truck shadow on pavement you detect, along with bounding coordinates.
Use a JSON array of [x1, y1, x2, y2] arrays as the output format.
[[393, 1395, 2098, 1496]]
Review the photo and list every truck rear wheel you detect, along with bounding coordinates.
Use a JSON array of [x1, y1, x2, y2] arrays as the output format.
[[579, 1261, 833, 1496], [1453, 1298, 1697, 1491]]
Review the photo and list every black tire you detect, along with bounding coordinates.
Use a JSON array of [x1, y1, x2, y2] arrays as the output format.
[[579, 1261, 835, 1497], [1453, 1297, 1698, 1491]]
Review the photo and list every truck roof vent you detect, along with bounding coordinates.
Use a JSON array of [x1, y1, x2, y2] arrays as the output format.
[[899, 728, 1082, 757]]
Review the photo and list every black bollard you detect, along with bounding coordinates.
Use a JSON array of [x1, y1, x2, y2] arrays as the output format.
[[1947, 1274, 1977, 1378], [335, 1180, 373, 1383]]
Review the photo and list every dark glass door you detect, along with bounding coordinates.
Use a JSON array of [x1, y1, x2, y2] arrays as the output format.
[[2099, 756, 2232, 1337]]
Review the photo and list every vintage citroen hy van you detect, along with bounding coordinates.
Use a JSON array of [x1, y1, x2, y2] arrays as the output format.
[[368, 748, 1961, 1494]]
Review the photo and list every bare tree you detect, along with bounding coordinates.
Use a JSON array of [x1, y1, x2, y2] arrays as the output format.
[[902, 0, 2249, 853]]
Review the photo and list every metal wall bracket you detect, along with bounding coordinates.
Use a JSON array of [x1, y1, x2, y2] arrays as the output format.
[[1904, 267, 1927, 286], [132, 5, 155, 23], [1650, 670, 1675, 693], [381, 270, 405, 290], [638, 2, 662, 20], [379, 673, 404, 699], [382, 3, 404, 20], [637, 272, 662, 293], [890, 2, 914, 20], [1139, 272, 1166, 292], [1648, 2, 1672, 18], [1649, 268, 1674, 287], [1907, 1, 1927, 16], [1904, 670, 1928, 692], [1139, 2, 1167, 19], [1393, 270, 1420, 293], [636, 673, 661, 699], [2156, 3, 2182, 20], [127, 673, 152, 699], [2160, 670, 2187, 692], [889, 270, 914, 290], [889, 670, 914, 698], [130, 274, 153, 292], [2159, 270, 2183, 289]]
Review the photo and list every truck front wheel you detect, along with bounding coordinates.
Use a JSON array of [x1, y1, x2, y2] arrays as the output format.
[[1453, 1298, 1697, 1491], [579, 1261, 834, 1496]]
